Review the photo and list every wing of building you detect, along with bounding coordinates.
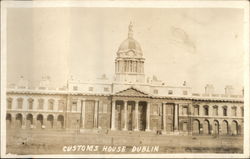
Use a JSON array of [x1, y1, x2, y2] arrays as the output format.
[[6, 22, 244, 136]]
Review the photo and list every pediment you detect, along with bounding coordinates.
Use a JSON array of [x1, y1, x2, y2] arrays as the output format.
[[115, 87, 149, 97]]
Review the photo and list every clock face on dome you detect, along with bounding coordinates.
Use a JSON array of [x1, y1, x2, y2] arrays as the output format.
[[128, 51, 135, 57]]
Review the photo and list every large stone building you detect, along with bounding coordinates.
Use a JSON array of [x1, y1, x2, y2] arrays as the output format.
[[6, 22, 244, 136]]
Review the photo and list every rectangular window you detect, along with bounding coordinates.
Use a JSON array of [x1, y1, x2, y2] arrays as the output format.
[[48, 99, 54, 110], [153, 89, 158, 94], [204, 106, 209, 116], [71, 101, 77, 111], [73, 86, 78, 91], [104, 87, 109, 92], [28, 99, 33, 110], [213, 107, 218, 116], [38, 99, 44, 110], [232, 107, 237, 116], [223, 107, 227, 116], [183, 90, 188, 95], [182, 106, 188, 115], [168, 90, 173, 95], [58, 100, 65, 111], [241, 107, 244, 117], [7, 98, 12, 109], [194, 106, 199, 115], [88, 87, 93, 91], [17, 98, 23, 109]]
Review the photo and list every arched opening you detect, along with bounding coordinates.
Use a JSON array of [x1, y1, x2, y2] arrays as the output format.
[[37, 114, 43, 129], [6, 113, 12, 128], [26, 114, 33, 129], [222, 120, 229, 135], [231, 120, 238, 135], [47, 115, 54, 129], [213, 120, 219, 135], [16, 113, 23, 128], [57, 115, 64, 129], [192, 119, 200, 134], [203, 120, 210, 135]]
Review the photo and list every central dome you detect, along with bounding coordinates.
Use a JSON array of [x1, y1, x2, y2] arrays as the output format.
[[117, 22, 143, 57], [118, 38, 142, 53]]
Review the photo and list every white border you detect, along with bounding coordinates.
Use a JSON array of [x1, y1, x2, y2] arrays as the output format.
[[1, 0, 249, 158]]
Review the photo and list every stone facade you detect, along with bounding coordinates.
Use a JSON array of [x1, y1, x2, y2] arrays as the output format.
[[6, 23, 244, 136]]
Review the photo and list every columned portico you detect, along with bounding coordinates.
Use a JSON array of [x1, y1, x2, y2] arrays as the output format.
[[110, 97, 150, 132]]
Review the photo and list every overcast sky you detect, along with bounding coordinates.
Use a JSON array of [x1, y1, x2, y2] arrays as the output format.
[[6, 8, 244, 94]]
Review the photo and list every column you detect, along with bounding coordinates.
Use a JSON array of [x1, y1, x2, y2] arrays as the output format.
[[134, 101, 139, 131], [94, 99, 99, 128], [126, 60, 128, 72], [228, 106, 232, 117], [187, 104, 192, 134], [77, 99, 81, 113], [208, 105, 213, 117], [132, 61, 134, 72], [32, 116, 36, 129], [174, 103, 179, 132], [81, 99, 86, 128], [111, 100, 116, 130], [138, 61, 141, 73], [146, 102, 151, 131], [142, 62, 144, 73], [199, 105, 203, 116], [115, 61, 117, 73], [54, 100, 58, 112], [123, 61, 125, 73], [22, 114, 26, 129], [133, 61, 135, 72], [162, 103, 167, 133], [129, 61, 133, 72], [135, 61, 138, 73], [228, 121, 232, 135], [123, 100, 128, 131]]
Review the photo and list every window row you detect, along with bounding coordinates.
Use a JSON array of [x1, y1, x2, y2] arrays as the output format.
[[70, 100, 109, 113], [72, 86, 110, 92], [7, 98, 66, 111], [153, 89, 188, 95], [189, 105, 243, 117]]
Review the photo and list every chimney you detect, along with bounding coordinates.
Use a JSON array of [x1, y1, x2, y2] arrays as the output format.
[[205, 84, 214, 95], [225, 85, 234, 95]]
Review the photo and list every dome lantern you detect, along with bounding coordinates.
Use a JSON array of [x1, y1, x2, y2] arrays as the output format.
[[128, 21, 133, 39]]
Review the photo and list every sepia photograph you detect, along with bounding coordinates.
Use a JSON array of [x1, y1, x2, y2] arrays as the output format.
[[1, 0, 249, 158]]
